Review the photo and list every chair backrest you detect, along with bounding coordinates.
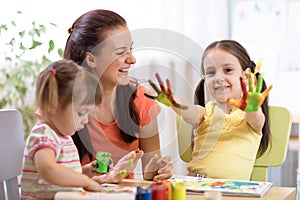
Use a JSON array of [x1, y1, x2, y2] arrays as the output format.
[[0, 109, 25, 200], [251, 106, 292, 181], [176, 106, 292, 182]]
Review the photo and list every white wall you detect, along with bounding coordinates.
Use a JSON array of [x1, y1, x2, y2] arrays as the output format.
[[230, 0, 300, 116]]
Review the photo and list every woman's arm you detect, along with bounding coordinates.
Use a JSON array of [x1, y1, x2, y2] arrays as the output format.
[[139, 118, 173, 181], [139, 118, 161, 179], [34, 148, 102, 191]]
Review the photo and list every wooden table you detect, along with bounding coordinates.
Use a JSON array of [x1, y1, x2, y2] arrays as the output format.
[[186, 187, 296, 200], [120, 179, 296, 200], [55, 179, 296, 200]]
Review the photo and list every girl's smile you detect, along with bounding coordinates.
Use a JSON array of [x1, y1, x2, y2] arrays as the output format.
[[203, 48, 248, 107]]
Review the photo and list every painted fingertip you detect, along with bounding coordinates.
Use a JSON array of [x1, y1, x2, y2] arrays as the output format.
[[129, 159, 134, 165], [132, 152, 136, 160], [135, 148, 142, 153], [119, 169, 127, 177]]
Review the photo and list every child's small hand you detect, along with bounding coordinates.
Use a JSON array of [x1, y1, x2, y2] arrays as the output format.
[[144, 73, 188, 110], [83, 178, 103, 192], [82, 161, 103, 177], [144, 154, 173, 181], [228, 73, 272, 112]]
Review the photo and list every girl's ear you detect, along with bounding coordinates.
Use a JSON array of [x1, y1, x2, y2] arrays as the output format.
[[242, 67, 251, 83], [85, 52, 97, 68]]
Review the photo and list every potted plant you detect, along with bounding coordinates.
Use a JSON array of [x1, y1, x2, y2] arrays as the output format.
[[0, 11, 63, 138]]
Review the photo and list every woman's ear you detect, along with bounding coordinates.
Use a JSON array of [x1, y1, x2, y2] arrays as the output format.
[[85, 52, 97, 68], [242, 67, 251, 83]]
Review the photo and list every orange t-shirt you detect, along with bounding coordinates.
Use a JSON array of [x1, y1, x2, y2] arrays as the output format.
[[81, 85, 160, 177]]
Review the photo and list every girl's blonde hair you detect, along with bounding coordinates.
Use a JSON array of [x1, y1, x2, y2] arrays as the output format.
[[36, 59, 101, 119]]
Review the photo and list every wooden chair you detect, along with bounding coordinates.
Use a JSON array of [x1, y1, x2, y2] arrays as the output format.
[[0, 109, 25, 200], [176, 106, 292, 182]]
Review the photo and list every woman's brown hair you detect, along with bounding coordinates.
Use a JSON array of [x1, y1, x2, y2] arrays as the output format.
[[64, 9, 140, 161]]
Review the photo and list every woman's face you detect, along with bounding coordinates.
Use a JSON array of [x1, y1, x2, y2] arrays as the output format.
[[203, 48, 247, 105], [93, 26, 136, 88]]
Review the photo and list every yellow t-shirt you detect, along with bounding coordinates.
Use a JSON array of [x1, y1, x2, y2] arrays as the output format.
[[187, 101, 262, 180]]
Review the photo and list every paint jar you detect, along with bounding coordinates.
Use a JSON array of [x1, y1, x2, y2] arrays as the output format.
[[136, 186, 152, 200], [171, 182, 186, 200], [161, 180, 172, 200], [152, 182, 165, 200]]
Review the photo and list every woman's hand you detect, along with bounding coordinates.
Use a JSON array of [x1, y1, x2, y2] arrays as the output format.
[[228, 73, 272, 112], [144, 155, 173, 181], [144, 73, 188, 110], [113, 149, 144, 174]]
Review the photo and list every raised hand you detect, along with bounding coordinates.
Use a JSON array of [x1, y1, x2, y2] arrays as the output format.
[[228, 73, 272, 112], [144, 73, 188, 110]]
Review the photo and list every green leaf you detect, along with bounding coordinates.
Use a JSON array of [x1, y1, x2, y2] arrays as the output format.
[[0, 99, 8, 108], [34, 28, 41, 37], [49, 22, 57, 27], [5, 56, 12, 62], [39, 24, 46, 31], [19, 42, 26, 51], [7, 38, 15, 46], [42, 55, 51, 63], [0, 24, 8, 33], [16, 86, 27, 95], [29, 40, 42, 49], [58, 48, 63, 57], [19, 30, 25, 38], [48, 40, 55, 53]]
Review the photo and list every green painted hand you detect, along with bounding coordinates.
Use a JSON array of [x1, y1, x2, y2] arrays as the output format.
[[228, 73, 273, 112], [144, 73, 188, 110]]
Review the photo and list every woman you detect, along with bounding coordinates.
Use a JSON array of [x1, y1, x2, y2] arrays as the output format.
[[64, 9, 173, 181]]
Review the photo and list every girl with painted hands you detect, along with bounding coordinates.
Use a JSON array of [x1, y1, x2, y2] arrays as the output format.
[[146, 40, 272, 180], [64, 9, 173, 181]]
